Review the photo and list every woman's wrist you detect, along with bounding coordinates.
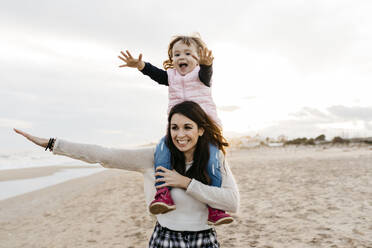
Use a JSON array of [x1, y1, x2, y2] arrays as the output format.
[[183, 177, 192, 190], [45, 138, 56, 152]]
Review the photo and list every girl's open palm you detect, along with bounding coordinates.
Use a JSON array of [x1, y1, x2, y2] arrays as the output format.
[[118, 50, 144, 70], [13, 128, 48, 148], [195, 47, 214, 66]]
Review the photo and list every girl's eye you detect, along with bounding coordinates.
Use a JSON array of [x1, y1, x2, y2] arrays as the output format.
[[171, 126, 178, 130], [186, 52, 191, 55], [174, 54, 180, 57], [185, 126, 192, 129]]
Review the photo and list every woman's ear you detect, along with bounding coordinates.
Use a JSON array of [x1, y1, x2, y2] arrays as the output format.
[[198, 127, 205, 136]]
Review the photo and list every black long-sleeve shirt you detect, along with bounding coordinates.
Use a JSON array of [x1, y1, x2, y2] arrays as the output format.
[[140, 62, 213, 87]]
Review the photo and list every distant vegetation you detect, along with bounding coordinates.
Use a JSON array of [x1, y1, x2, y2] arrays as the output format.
[[283, 134, 371, 146], [228, 134, 372, 149], [285, 137, 315, 145]]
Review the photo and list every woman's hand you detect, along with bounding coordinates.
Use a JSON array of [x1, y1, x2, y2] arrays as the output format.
[[13, 128, 49, 149], [155, 166, 192, 190], [118, 50, 145, 70], [193, 47, 214, 66]]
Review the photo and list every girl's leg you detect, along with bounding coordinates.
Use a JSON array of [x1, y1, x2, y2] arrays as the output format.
[[207, 143, 222, 187], [154, 136, 172, 187], [206, 143, 233, 225], [149, 137, 176, 215]]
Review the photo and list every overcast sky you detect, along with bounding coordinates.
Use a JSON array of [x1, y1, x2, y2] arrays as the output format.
[[1, 0, 372, 151]]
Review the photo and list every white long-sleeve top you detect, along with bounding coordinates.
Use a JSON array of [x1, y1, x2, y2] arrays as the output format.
[[52, 139, 240, 231]]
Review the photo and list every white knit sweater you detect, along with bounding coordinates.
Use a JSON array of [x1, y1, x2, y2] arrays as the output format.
[[53, 139, 240, 231]]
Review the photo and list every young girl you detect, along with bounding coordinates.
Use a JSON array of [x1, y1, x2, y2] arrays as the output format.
[[118, 35, 233, 225]]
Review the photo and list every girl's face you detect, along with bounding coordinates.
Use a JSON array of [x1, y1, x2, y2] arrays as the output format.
[[171, 40, 199, 76], [170, 113, 204, 161]]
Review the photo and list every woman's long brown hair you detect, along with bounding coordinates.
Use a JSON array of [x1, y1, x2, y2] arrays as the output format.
[[165, 101, 229, 185]]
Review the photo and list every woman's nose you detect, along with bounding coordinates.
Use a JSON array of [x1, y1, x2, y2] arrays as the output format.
[[176, 129, 185, 137]]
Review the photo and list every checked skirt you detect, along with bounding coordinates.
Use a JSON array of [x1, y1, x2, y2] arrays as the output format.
[[149, 222, 220, 248]]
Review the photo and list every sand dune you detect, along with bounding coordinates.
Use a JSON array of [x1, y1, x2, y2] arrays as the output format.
[[1, 146, 371, 247]]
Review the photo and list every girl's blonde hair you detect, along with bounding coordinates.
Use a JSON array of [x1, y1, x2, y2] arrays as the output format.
[[163, 34, 208, 70]]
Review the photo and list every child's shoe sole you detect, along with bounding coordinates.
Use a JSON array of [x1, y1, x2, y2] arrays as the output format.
[[208, 216, 234, 226], [149, 202, 176, 215]]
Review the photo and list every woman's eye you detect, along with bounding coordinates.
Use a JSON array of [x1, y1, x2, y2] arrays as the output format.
[[185, 126, 192, 129], [186, 52, 191, 55], [171, 126, 178, 130]]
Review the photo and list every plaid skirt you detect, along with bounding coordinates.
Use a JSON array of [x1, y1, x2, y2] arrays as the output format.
[[149, 222, 220, 248]]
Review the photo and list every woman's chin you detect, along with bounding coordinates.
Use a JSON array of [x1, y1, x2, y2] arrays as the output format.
[[174, 143, 193, 153], [175, 144, 188, 152]]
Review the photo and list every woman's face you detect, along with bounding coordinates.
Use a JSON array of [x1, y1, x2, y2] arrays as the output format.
[[170, 113, 204, 160]]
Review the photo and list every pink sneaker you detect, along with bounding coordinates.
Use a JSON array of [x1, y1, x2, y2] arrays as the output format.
[[149, 187, 176, 215], [207, 206, 233, 225]]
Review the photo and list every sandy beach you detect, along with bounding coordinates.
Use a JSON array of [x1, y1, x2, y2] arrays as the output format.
[[1, 145, 371, 248]]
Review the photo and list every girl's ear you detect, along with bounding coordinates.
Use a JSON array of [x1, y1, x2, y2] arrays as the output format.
[[198, 127, 205, 136]]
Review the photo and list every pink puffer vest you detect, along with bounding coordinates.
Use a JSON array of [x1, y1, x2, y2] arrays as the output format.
[[167, 66, 222, 128]]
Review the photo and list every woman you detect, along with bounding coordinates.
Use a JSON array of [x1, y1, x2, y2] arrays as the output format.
[[14, 101, 239, 248]]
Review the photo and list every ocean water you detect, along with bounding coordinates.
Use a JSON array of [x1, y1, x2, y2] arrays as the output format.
[[0, 149, 106, 200], [0, 149, 95, 170], [0, 167, 106, 200]]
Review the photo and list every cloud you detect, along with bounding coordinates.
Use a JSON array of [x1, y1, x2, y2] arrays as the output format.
[[234, 0, 368, 72], [2, 1, 372, 150], [365, 121, 372, 131], [0, 118, 32, 129], [218, 106, 240, 112], [242, 96, 256, 101], [0, 1, 253, 53], [290, 107, 331, 120], [327, 105, 372, 121], [94, 129, 123, 135], [255, 105, 372, 138]]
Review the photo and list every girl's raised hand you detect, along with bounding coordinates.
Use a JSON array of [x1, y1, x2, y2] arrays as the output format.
[[194, 47, 214, 66], [13, 128, 49, 148], [118, 50, 145, 70]]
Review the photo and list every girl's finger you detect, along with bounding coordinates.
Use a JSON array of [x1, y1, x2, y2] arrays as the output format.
[[199, 48, 204, 58], [120, 51, 129, 59], [119, 65, 129, 67], [126, 50, 133, 58], [138, 54, 142, 61], [118, 56, 128, 62], [203, 48, 208, 56]]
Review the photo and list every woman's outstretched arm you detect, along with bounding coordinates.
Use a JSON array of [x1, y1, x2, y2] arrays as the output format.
[[14, 129, 154, 173]]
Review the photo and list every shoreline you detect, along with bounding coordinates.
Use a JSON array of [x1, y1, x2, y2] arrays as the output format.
[[0, 165, 106, 201]]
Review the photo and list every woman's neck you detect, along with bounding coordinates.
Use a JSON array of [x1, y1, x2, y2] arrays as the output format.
[[184, 150, 194, 163]]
